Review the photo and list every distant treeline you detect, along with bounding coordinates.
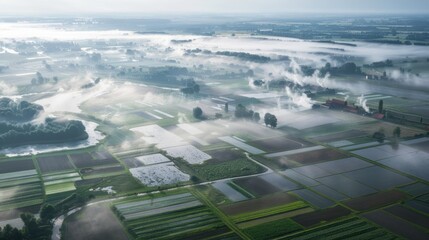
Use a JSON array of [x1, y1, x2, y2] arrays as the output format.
[[184, 48, 271, 63], [0, 119, 88, 148], [0, 98, 88, 148], [0, 98, 43, 122]]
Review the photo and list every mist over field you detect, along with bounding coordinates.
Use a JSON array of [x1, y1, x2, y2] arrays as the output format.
[[0, 2, 429, 240]]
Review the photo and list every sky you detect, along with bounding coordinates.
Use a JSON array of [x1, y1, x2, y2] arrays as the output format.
[[0, 0, 428, 16]]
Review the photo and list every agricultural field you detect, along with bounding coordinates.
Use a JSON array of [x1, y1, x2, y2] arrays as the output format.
[[233, 177, 281, 197], [249, 136, 313, 153], [130, 124, 185, 148], [129, 162, 190, 186], [344, 190, 409, 211], [243, 218, 302, 240], [218, 136, 265, 155], [352, 143, 429, 181], [164, 144, 212, 164], [113, 192, 230, 239], [188, 158, 266, 181], [1, 13, 429, 240], [363, 210, 429, 239], [284, 217, 400, 239], [135, 153, 170, 165], [291, 205, 352, 227], [267, 147, 349, 169], [42, 171, 81, 191], [0, 161, 44, 211], [219, 192, 308, 223], [36, 154, 75, 174], [291, 189, 335, 209], [212, 181, 249, 202]]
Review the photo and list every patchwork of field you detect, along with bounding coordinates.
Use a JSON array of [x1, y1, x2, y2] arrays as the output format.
[[352, 143, 429, 181], [113, 192, 230, 239], [280, 156, 414, 202], [0, 159, 43, 211], [362, 210, 429, 240]]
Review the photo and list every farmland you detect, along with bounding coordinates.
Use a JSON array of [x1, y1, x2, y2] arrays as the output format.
[[0, 13, 429, 240], [129, 162, 190, 186], [36, 155, 74, 174], [0, 159, 43, 212], [113, 192, 230, 239], [284, 217, 399, 239]]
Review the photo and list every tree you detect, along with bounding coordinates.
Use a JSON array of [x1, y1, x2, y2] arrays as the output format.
[[393, 127, 401, 138], [193, 84, 200, 94], [373, 129, 386, 143], [40, 204, 56, 223], [224, 102, 229, 113], [235, 104, 248, 118], [193, 107, 203, 119], [378, 100, 384, 113], [264, 113, 277, 128], [252, 112, 260, 123]]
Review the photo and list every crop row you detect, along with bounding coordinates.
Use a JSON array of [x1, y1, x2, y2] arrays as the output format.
[[232, 201, 308, 223], [114, 193, 226, 240], [284, 218, 398, 240]]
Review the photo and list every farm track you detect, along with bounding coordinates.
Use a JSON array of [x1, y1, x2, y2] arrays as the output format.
[[192, 189, 251, 240]]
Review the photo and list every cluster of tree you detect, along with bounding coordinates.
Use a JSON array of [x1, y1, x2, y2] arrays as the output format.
[[300, 65, 317, 76], [41, 41, 80, 52], [117, 66, 190, 86], [125, 49, 140, 56], [0, 98, 43, 122], [171, 39, 192, 44], [215, 51, 271, 63], [31, 72, 58, 85], [234, 104, 260, 122], [183, 49, 270, 63], [144, 66, 188, 83], [364, 59, 393, 68], [180, 79, 200, 94], [264, 113, 277, 128], [253, 79, 265, 86], [0, 204, 56, 240], [320, 62, 362, 76], [0, 118, 89, 148], [313, 40, 357, 47], [184, 48, 212, 55], [81, 77, 101, 89], [85, 53, 101, 63]]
